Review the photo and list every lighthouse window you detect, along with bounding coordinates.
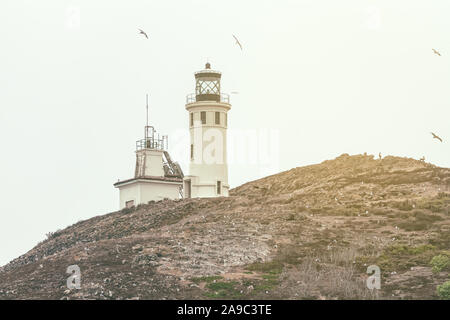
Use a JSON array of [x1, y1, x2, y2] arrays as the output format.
[[190, 144, 194, 160], [201, 111, 206, 124], [215, 112, 220, 125], [190, 112, 194, 126], [217, 181, 221, 195]]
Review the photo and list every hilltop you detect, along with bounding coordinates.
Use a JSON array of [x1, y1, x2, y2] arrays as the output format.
[[1, 154, 449, 300]]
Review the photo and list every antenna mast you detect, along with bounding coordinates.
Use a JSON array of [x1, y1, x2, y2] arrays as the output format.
[[144, 93, 149, 141], [146, 93, 149, 128]]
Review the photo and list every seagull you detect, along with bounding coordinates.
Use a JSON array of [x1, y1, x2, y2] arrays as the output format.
[[378, 152, 382, 160], [420, 156, 425, 162], [138, 28, 148, 39], [232, 34, 243, 50], [432, 49, 441, 56], [230, 91, 239, 94], [431, 132, 443, 142]]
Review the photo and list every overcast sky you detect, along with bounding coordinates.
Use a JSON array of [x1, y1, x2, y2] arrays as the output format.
[[0, 0, 449, 266]]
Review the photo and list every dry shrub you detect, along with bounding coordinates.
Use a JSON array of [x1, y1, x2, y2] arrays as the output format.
[[279, 245, 381, 300]]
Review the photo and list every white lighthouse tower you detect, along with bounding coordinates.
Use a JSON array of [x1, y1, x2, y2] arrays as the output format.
[[114, 97, 184, 208], [183, 63, 231, 198]]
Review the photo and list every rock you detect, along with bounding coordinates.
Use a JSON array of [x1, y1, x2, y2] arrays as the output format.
[[132, 254, 159, 266]]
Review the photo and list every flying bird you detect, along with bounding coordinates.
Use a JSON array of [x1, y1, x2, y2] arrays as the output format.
[[431, 132, 443, 142], [432, 49, 441, 56], [138, 29, 148, 39], [232, 35, 243, 50]]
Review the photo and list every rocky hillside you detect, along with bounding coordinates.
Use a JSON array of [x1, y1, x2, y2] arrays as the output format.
[[1, 154, 449, 300]]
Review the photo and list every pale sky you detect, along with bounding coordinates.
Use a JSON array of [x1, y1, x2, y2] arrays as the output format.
[[0, 0, 449, 266]]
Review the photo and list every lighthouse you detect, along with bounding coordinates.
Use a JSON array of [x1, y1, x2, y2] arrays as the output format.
[[114, 97, 184, 209], [183, 63, 231, 198]]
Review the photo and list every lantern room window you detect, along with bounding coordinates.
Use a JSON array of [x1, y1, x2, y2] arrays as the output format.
[[201, 111, 206, 124], [215, 112, 220, 125]]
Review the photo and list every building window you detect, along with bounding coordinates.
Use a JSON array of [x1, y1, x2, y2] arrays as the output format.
[[190, 112, 194, 126], [190, 144, 194, 160], [125, 200, 135, 208], [215, 112, 220, 125], [217, 181, 221, 195], [201, 111, 206, 124]]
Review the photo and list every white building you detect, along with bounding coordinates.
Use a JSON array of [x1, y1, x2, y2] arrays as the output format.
[[183, 63, 231, 198], [114, 123, 183, 209]]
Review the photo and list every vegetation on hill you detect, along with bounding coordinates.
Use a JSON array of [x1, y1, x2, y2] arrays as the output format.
[[0, 154, 449, 300]]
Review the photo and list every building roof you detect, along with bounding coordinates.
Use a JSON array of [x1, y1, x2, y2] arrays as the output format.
[[114, 175, 183, 187]]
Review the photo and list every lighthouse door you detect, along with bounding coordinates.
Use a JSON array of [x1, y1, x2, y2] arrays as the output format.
[[184, 180, 191, 198]]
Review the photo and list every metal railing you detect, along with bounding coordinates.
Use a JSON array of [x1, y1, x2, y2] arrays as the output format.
[[194, 69, 221, 75], [186, 93, 230, 104], [136, 136, 167, 151]]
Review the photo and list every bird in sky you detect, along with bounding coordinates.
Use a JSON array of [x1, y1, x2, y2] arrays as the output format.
[[138, 29, 148, 39], [232, 35, 243, 50], [431, 132, 443, 142], [230, 91, 239, 94], [432, 48, 441, 56]]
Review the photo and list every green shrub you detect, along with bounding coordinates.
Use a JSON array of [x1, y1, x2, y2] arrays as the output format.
[[204, 281, 242, 298], [45, 229, 62, 240], [397, 211, 442, 231], [191, 275, 223, 284], [437, 281, 450, 300], [394, 200, 414, 211], [358, 244, 438, 273], [417, 195, 450, 213], [413, 210, 443, 223], [397, 221, 428, 231], [207, 281, 236, 291], [429, 231, 450, 249], [437, 192, 450, 199], [121, 207, 134, 214], [286, 213, 296, 221], [430, 254, 450, 273], [246, 261, 283, 274]]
